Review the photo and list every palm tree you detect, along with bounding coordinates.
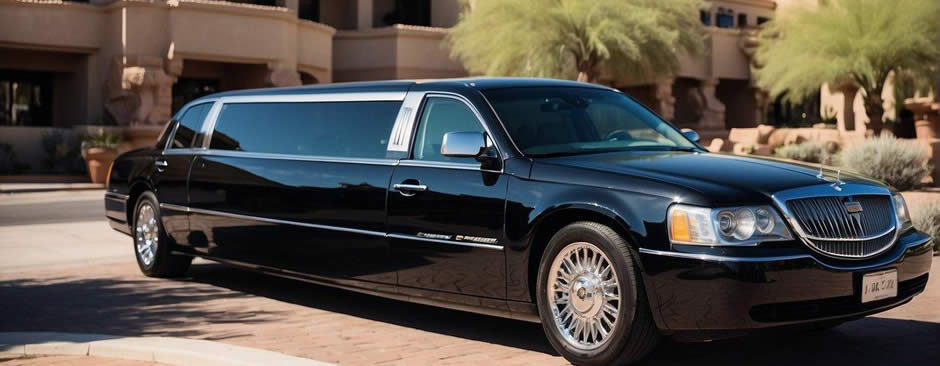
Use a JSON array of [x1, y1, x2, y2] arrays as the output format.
[[445, 0, 704, 84], [755, 0, 940, 134]]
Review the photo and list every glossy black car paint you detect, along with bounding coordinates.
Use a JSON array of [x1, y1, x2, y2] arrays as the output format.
[[106, 78, 933, 338]]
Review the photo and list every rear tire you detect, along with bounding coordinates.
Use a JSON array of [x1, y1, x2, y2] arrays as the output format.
[[132, 192, 192, 277], [536, 221, 660, 366]]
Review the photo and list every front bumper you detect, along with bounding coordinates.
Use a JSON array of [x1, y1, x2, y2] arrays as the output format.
[[639, 230, 933, 335]]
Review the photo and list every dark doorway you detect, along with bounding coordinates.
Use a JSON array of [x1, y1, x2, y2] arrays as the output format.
[[0, 69, 53, 126], [172, 78, 219, 115]]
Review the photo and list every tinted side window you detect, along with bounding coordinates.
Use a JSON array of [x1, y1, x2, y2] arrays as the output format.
[[209, 101, 402, 159], [412, 97, 484, 163], [170, 103, 212, 149]]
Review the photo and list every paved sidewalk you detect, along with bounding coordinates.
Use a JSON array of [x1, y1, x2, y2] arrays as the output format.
[[0, 191, 128, 274], [1, 355, 167, 366], [0, 183, 103, 194], [1, 258, 938, 366]]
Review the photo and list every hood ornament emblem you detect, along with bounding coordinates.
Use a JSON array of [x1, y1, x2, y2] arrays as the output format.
[[817, 166, 845, 191]]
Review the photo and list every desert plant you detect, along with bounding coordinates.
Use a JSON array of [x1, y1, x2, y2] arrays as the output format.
[[755, 0, 940, 135], [774, 141, 831, 163], [839, 135, 930, 191], [81, 129, 121, 153], [446, 0, 704, 83], [909, 201, 940, 256]]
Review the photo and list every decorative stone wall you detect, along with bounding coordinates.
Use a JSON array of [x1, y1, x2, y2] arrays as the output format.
[[104, 56, 176, 127]]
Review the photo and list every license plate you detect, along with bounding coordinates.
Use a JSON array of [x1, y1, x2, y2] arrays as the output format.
[[861, 269, 897, 303]]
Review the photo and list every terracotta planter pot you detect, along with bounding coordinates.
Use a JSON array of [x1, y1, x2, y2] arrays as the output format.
[[915, 120, 937, 140], [83, 147, 118, 184]]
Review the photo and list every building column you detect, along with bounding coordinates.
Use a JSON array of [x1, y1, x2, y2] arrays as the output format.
[[356, 0, 373, 30], [653, 78, 676, 121], [266, 66, 302, 87], [699, 78, 726, 130]]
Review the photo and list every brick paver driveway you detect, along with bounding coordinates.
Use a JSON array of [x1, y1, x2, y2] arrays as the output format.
[[1, 191, 938, 365]]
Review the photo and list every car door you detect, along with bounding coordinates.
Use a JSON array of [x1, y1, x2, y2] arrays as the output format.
[[152, 102, 213, 245], [387, 94, 508, 299], [187, 99, 401, 287]]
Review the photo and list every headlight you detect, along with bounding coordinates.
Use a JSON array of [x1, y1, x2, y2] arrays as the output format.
[[668, 204, 792, 246], [892, 193, 912, 232]]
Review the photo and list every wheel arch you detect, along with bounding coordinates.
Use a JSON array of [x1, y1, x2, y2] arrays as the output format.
[[526, 204, 643, 304], [126, 179, 154, 225]]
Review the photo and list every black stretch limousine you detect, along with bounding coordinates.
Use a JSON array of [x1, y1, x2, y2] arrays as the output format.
[[105, 78, 932, 365]]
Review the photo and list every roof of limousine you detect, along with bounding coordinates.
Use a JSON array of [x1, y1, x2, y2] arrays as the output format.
[[202, 77, 612, 99]]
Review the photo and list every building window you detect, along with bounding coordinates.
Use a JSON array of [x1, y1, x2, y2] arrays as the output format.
[[172, 78, 219, 115], [716, 7, 734, 28], [299, 0, 319, 22], [0, 70, 52, 126], [700, 10, 711, 26], [737, 14, 748, 27], [379, 0, 431, 27], [757, 16, 770, 25]]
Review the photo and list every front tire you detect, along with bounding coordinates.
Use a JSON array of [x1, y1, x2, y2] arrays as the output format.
[[133, 192, 192, 277], [536, 221, 660, 366]]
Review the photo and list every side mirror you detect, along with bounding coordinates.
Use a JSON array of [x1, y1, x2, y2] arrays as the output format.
[[441, 131, 486, 158], [681, 128, 700, 143]]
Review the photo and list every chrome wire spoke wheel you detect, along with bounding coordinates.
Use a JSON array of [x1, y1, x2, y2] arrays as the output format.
[[547, 241, 621, 351], [135, 203, 159, 267]]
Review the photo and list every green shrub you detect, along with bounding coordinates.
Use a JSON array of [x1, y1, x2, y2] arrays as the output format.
[[839, 136, 930, 191], [774, 141, 831, 163], [81, 129, 121, 152], [910, 201, 940, 256]]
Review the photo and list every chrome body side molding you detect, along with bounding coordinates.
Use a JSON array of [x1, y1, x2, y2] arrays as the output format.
[[158, 204, 506, 250]]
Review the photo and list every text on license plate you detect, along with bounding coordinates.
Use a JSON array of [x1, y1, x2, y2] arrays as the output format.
[[861, 269, 897, 303]]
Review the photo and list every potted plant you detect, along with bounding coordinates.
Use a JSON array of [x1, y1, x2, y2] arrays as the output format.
[[81, 129, 121, 184]]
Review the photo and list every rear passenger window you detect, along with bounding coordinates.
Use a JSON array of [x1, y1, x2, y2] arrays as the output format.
[[170, 103, 212, 149], [209, 102, 402, 159]]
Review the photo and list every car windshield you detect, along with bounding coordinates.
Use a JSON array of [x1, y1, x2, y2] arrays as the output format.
[[482, 87, 699, 157]]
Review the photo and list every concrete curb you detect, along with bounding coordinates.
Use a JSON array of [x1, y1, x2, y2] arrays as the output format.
[[0, 332, 335, 366]]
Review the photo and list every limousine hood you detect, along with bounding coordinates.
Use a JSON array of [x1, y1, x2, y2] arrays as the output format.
[[535, 151, 886, 205]]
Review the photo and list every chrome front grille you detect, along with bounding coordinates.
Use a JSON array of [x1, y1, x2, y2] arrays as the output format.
[[785, 195, 896, 259]]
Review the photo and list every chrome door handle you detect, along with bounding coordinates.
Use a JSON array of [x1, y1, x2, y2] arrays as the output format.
[[155, 160, 168, 172], [393, 183, 427, 196]]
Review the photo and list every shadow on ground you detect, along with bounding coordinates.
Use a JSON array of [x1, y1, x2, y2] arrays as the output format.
[[2, 262, 937, 365]]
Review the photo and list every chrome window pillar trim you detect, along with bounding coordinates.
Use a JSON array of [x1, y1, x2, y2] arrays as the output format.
[[388, 91, 425, 153], [639, 234, 931, 270], [200, 99, 224, 149], [388, 233, 504, 250], [770, 183, 899, 260]]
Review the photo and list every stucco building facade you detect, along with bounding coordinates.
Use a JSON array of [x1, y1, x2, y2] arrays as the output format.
[[2, 0, 855, 174]]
